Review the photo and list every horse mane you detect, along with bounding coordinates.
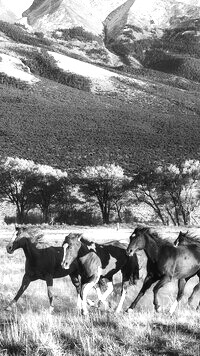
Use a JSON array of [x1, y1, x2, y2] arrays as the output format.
[[139, 226, 172, 247], [80, 237, 93, 246], [180, 231, 200, 245], [20, 227, 46, 247], [80, 237, 127, 249]]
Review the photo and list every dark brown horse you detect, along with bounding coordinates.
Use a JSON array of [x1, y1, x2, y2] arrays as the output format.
[[126, 226, 200, 314], [6, 226, 81, 312], [174, 230, 200, 309], [61, 233, 139, 315]]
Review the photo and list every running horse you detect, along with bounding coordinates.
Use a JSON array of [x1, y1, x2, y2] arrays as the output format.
[[126, 226, 200, 314], [61, 233, 139, 315], [174, 230, 200, 310], [6, 226, 81, 312]]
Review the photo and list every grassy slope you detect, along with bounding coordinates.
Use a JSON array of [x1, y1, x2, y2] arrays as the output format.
[[1, 229, 200, 356], [0, 72, 200, 174]]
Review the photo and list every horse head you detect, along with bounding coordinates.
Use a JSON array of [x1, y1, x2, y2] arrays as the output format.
[[61, 233, 83, 269], [126, 227, 147, 256], [6, 226, 27, 254], [174, 231, 189, 247]]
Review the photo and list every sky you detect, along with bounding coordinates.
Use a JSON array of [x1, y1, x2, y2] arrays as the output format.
[[2, 0, 33, 17]]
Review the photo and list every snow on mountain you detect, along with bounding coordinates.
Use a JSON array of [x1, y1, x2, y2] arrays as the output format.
[[21, 0, 200, 38], [0, 53, 39, 84], [49, 50, 146, 95], [0, 0, 33, 21]]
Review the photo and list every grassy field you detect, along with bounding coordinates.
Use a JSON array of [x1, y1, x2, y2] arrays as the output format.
[[0, 225, 200, 355]]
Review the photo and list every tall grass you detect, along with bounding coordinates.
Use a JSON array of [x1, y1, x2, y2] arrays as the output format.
[[0, 230, 200, 355]]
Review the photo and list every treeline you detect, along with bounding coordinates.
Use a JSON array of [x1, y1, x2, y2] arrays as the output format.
[[1, 157, 200, 226]]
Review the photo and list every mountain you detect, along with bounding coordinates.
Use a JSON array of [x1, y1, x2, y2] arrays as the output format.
[[0, 1, 200, 174], [0, 1, 17, 22], [0, 0, 33, 22], [22, 0, 200, 36]]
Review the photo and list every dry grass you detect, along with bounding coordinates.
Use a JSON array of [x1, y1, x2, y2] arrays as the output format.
[[1, 226, 200, 355]]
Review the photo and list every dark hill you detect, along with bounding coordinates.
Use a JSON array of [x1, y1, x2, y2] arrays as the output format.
[[1, 75, 200, 174]]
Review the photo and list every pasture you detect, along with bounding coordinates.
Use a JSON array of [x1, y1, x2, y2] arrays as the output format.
[[0, 225, 200, 355]]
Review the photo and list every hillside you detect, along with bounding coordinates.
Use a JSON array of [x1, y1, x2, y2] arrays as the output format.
[[0, 19, 200, 174]]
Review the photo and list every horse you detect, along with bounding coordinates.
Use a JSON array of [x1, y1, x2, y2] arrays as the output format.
[[126, 226, 200, 314], [61, 233, 139, 315], [6, 226, 81, 312], [174, 230, 200, 309]]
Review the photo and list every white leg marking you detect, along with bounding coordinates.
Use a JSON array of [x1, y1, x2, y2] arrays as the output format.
[[116, 288, 126, 314], [82, 267, 102, 315], [170, 300, 178, 315], [77, 294, 82, 310], [100, 282, 113, 302]]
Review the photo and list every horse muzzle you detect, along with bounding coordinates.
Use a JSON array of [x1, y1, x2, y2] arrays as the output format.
[[6, 244, 14, 254], [61, 261, 70, 270], [126, 248, 134, 256]]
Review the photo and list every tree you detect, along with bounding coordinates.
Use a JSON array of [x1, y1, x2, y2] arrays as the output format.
[[130, 160, 200, 226], [158, 160, 200, 225], [0, 157, 37, 223], [78, 164, 128, 224], [31, 164, 68, 223]]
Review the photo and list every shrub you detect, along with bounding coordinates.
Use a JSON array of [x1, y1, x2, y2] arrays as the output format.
[[21, 49, 91, 91], [0, 20, 51, 47], [0, 72, 30, 89], [52, 26, 101, 43], [55, 209, 101, 225]]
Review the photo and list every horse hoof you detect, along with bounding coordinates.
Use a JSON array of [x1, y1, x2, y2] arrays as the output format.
[[87, 299, 96, 307], [126, 308, 134, 315], [169, 300, 178, 315], [49, 306, 54, 314], [155, 306, 161, 313], [5, 302, 17, 311], [81, 310, 88, 316]]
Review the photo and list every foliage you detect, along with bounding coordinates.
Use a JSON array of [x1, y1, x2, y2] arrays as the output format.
[[0, 72, 29, 90], [0, 157, 68, 224], [55, 208, 101, 225], [0, 56, 200, 176], [129, 160, 200, 226], [52, 26, 101, 43], [0, 20, 51, 47], [78, 164, 129, 224], [21, 49, 91, 91]]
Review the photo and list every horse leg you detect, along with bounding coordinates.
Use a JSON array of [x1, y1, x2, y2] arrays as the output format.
[[116, 268, 131, 314], [116, 280, 128, 314], [81, 271, 101, 315], [70, 274, 82, 310], [153, 275, 171, 313], [126, 274, 159, 312], [96, 280, 113, 310], [170, 278, 187, 315], [46, 275, 54, 313], [7, 274, 31, 308], [188, 280, 200, 309]]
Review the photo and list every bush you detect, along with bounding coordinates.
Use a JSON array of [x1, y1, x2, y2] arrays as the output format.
[[0, 72, 30, 89], [0, 20, 51, 47], [21, 49, 91, 91], [52, 26, 101, 43], [4, 213, 43, 225], [55, 209, 101, 225], [4, 215, 17, 224]]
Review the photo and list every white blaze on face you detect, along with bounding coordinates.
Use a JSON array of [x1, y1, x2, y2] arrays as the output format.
[[62, 243, 69, 269], [10, 230, 17, 243]]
